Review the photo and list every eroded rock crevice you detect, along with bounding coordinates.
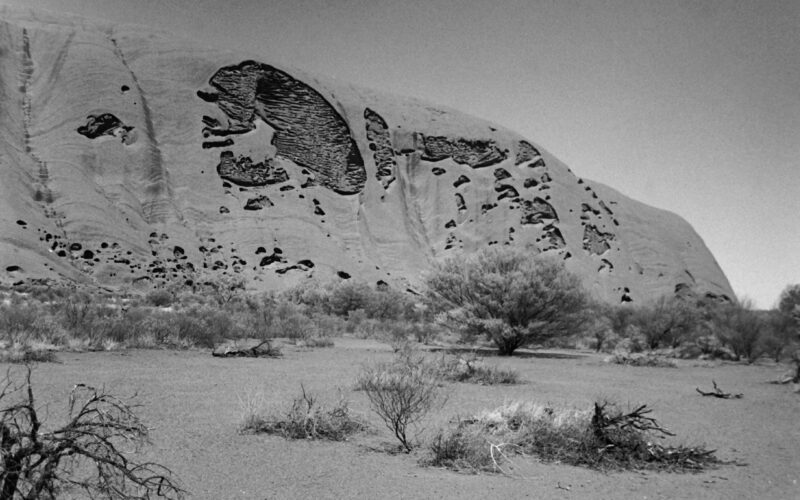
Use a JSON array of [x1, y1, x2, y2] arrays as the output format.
[[521, 197, 558, 225], [77, 113, 135, 143], [420, 135, 506, 168], [217, 151, 288, 187], [582, 224, 615, 255], [515, 140, 544, 166], [364, 108, 396, 189], [200, 61, 366, 194], [541, 224, 566, 251], [244, 195, 273, 210]]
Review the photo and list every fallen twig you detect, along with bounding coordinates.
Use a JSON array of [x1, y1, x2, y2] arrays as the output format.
[[696, 380, 742, 399]]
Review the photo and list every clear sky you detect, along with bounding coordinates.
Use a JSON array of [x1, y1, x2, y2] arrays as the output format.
[[2, 0, 798, 308]]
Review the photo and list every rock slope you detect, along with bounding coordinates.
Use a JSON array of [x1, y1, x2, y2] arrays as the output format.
[[0, 7, 733, 303]]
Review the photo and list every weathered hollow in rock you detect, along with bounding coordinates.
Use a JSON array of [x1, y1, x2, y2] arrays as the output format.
[[202, 61, 366, 194]]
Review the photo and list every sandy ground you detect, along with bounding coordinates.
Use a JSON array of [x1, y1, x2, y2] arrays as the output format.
[[5, 338, 799, 499]]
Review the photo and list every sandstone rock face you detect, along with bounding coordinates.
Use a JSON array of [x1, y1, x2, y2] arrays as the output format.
[[0, 8, 734, 303]]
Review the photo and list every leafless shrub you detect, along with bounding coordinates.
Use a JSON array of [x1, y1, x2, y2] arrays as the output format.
[[707, 299, 765, 363], [355, 351, 445, 452], [0, 366, 184, 499]]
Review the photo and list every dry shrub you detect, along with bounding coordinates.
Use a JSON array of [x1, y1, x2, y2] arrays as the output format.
[[241, 385, 364, 441], [144, 289, 174, 307], [0, 366, 184, 498], [707, 299, 765, 362], [0, 342, 59, 364], [427, 400, 722, 473], [606, 352, 677, 368], [295, 336, 334, 348], [437, 353, 520, 385], [355, 350, 445, 452]]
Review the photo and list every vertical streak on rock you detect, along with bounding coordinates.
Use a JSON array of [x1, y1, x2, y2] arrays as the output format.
[[18, 28, 70, 244], [20, 29, 51, 203], [107, 33, 178, 223], [395, 153, 434, 259]]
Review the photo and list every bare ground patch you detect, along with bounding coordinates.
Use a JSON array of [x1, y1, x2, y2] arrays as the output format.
[[5, 341, 798, 499]]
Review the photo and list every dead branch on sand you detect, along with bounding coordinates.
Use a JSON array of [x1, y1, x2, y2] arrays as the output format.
[[212, 339, 282, 358], [695, 380, 743, 399]]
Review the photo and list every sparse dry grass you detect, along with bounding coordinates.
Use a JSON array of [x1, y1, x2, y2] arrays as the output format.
[[606, 352, 677, 368], [437, 353, 520, 385], [0, 342, 59, 363], [427, 400, 722, 474], [9, 341, 797, 499], [240, 385, 365, 441]]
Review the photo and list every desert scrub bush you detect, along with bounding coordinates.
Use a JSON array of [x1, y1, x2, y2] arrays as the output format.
[[427, 400, 721, 474], [630, 295, 699, 350], [426, 247, 589, 356], [0, 302, 66, 347], [240, 385, 364, 441], [57, 291, 96, 333], [428, 425, 496, 472], [244, 299, 320, 340], [437, 353, 520, 385], [0, 342, 59, 364], [289, 280, 416, 321], [760, 310, 797, 362], [144, 288, 175, 307], [167, 306, 241, 348], [778, 283, 800, 325], [606, 351, 677, 368], [706, 299, 765, 362], [0, 303, 41, 343], [295, 336, 334, 348], [355, 350, 446, 452], [0, 366, 184, 498]]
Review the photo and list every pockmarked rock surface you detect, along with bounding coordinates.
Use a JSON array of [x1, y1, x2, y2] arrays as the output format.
[[0, 7, 733, 303]]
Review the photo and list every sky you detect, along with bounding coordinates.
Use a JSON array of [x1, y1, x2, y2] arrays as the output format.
[[2, 0, 798, 308]]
